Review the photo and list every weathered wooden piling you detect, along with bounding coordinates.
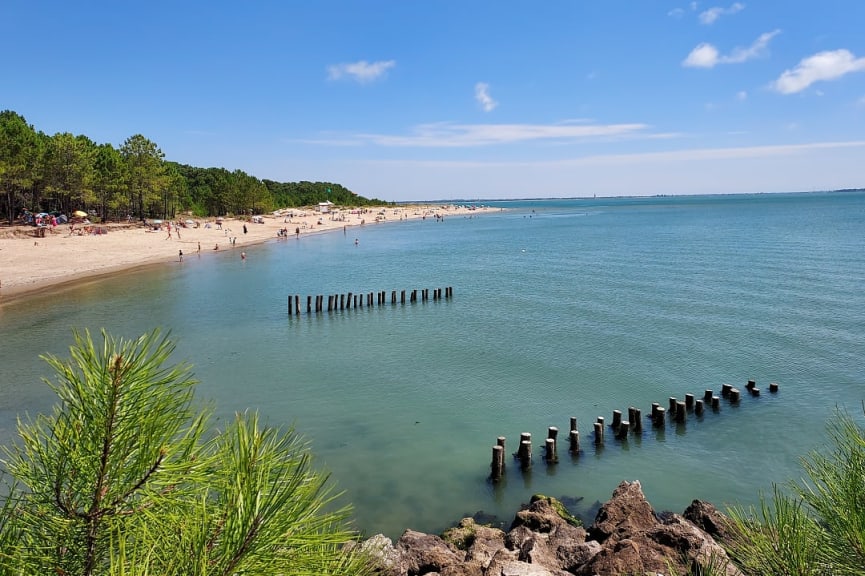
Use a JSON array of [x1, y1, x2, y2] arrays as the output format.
[[633, 408, 642, 433], [570, 417, 578, 432], [676, 401, 687, 423], [721, 384, 732, 398], [685, 394, 694, 410], [617, 421, 630, 440], [669, 397, 678, 414], [611, 410, 622, 431], [729, 388, 741, 403], [569, 430, 580, 453], [769, 382, 779, 393], [517, 433, 532, 469], [704, 389, 713, 402], [288, 295, 293, 315], [400, 290, 406, 304], [391, 290, 397, 304], [491, 445, 504, 480], [651, 402, 660, 419], [653, 407, 666, 427], [711, 396, 721, 410], [544, 438, 558, 463], [746, 379, 756, 391], [593, 422, 603, 445], [695, 399, 704, 415]]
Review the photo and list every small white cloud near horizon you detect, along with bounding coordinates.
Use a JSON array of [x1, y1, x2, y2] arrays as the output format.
[[699, 2, 745, 25], [772, 49, 865, 94], [475, 82, 498, 112], [683, 29, 779, 68], [327, 59, 395, 83], [306, 120, 668, 148]]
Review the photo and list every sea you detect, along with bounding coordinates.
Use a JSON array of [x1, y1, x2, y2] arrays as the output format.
[[1, 190, 863, 539]]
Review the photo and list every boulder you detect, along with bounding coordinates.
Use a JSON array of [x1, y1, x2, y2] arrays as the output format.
[[367, 481, 741, 576]]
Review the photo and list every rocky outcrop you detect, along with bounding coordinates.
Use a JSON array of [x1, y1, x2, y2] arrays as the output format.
[[364, 480, 741, 576]]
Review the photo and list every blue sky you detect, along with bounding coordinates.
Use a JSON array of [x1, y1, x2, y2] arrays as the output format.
[[4, 1, 865, 201]]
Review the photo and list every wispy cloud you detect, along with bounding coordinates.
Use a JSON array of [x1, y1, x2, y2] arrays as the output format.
[[683, 30, 780, 68], [736, 90, 748, 101], [308, 121, 662, 148], [327, 60, 395, 83], [474, 83, 498, 112], [699, 2, 745, 25], [772, 49, 865, 94]]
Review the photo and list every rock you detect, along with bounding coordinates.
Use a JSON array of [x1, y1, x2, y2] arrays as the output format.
[[368, 481, 741, 576]]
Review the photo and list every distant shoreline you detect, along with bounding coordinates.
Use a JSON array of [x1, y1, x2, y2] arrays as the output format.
[[0, 204, 485, 306]]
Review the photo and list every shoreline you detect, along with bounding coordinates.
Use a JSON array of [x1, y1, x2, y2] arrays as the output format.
[[0, 204, 485, 306]]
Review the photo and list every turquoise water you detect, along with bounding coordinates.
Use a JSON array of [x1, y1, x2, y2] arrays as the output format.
[[1, 191, 864, 538]]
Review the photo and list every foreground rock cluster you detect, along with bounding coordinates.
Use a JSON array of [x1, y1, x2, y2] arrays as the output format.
[[360, 480, 740, 576]]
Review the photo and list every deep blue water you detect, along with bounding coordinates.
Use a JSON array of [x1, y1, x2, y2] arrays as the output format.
[[1, 191, 864, 538]]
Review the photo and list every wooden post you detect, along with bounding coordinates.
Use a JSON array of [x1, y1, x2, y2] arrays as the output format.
[[296, 295, 301, 316], [544, 438, 557, 463], [769, 382, 779, 393], [611, 410, 622, 431], [749, 386, 760, 396], [669, 397, 677, 414], [685, 394, 694, 411], [517, 432, 532, 469], [340, 294, 345, 310], [730, 388, 741, 402], [654, 407, 666, 427], [651, 402, 660, 418], [676, 401, 687, 423], [721, 384, 732, 397], [593, 422, 603, 445], [569, 430, 580, 453], [391, 290, 397, 304], [633, 408, 642, 433], [617, 421, 630, 440], [547, 427, 558, 460], [491, 445, 504, 481], [327, 295, 333, 312], [570, 416, 578, 432], [288, 295, 292, 315], [401, 290, 406, 304], [704, 389, 713, 402], [497, 436, 506, 449], [695, 399, 704, 415], [347, 292, 353, 309], [711, 396, 721, 411], [746, 379, 756, 391], [628, 407, 636, 428]]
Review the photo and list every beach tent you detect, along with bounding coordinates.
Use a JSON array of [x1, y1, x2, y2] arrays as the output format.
[[318, 201, 334, 213]]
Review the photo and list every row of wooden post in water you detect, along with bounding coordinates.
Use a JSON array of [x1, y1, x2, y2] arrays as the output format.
[[490, 379, 779, 482], [287, 287, 454, 315]]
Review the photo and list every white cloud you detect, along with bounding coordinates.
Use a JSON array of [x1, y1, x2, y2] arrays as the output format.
[[327, 60, 395, 83], [668, 8, 685, 18], [699, 2, 745, 25], [313, 121, 659, 148], [736, 91, 748, 101], [474, 83, 498, 112], [683, 30, 779, 68], [772, 49, 865, 94]]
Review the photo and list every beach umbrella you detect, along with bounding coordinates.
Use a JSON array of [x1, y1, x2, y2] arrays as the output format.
[[73, 210, 88, 217]]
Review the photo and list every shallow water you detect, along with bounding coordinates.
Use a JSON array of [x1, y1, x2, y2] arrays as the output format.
[[1, 191, 864, 538]]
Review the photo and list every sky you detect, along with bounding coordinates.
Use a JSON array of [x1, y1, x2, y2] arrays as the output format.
[[3, 1, 865, 201]]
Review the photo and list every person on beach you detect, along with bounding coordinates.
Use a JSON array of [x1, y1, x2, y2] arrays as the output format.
[[197, 242, 201, 253], [241, 251, 246, 260], [178, 249, 183, 262], [295, 227, 300, 238], [243, 224, 247, 235]]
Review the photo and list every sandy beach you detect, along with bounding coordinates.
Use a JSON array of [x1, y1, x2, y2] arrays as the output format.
[[0, 204, 484, 304]]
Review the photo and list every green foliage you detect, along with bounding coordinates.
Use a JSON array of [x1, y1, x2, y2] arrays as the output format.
[[0, 329, 374, 576], [0, 110, 388, 222], [725, 408, 865, 575]]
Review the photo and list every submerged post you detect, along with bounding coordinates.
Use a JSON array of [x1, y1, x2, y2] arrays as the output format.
[[569, 430, 580, 453]]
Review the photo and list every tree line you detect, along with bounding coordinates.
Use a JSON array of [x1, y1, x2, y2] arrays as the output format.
[[0, 110, 390, 225]]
